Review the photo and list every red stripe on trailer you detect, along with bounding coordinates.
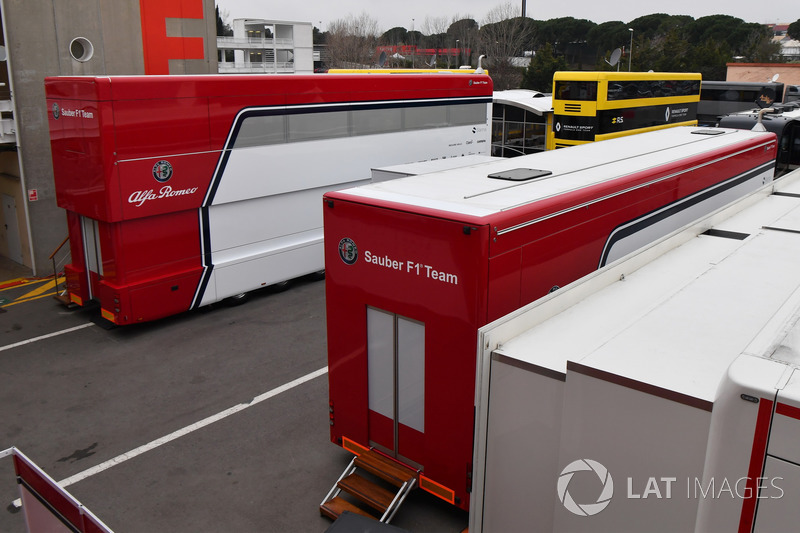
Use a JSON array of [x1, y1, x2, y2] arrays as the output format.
[[738, 397, 774, 533], [775, 402, 800, 420], [13, 452, 82, 530]]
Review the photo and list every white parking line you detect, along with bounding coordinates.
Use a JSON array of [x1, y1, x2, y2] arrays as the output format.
[[12, 365, 329, 508], [0, 323, 95, 353]]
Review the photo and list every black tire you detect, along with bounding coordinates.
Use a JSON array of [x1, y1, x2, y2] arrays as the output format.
[[224, 292, 251, 306]]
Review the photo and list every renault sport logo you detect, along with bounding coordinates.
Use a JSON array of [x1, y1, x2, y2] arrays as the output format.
[[665, 107, 671, 122], [557, 459, 614, 516], [338, 238, 358, 265], [152, 160, 173, 183]]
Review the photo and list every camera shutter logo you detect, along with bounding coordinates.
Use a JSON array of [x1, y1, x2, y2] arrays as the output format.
[[557, 459, 614, 516], [338, 238, 358, 265]]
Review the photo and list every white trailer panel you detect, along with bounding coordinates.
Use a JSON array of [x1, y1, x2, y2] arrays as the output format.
[[472, 169, 800, 532]]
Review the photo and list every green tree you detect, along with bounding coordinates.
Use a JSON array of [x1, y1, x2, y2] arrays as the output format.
[[480, 3, 532, 89], [789, 19, 800, 40], [215, 6, 232, 37], [688, 39, 730, 80], [380, 27, 409, 45], [521, 43, 568, 92], [587, 21, 628, 61]]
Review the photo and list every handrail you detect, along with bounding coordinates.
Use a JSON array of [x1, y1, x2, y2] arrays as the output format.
[[49, 236, 69, 260], [49, 236, 70, 302]]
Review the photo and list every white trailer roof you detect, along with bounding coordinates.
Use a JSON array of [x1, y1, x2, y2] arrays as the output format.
[[370, 154, 500, 180], [493, 89, 553, 115], [486, 171, 800, 403], [335, 127, 775, 218]]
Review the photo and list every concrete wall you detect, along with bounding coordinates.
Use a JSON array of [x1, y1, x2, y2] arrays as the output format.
[[726, 63, 800, 88], [0, 0, 218, 275]]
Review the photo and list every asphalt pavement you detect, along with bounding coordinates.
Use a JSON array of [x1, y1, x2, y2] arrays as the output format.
[[0, 270, 468, 532]]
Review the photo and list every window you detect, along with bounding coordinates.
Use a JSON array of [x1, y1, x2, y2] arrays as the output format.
[[555, 81, 598, 101], [230, 100, 488, 148], [492, 103, 547, 157], [367, 307, 425, 436], [352, 107, 401, 135], [449, 103, 488, 125], [288, 111, 348, 141], [234, 115, 285, 148]]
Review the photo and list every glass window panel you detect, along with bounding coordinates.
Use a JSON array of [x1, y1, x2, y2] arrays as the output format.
[[491, 120, 504, 144], [352, 107, 401, 135], [233, 114, 285, 148], [555, 81, 597, 101], [524, 122, 546, 151], [449, 103, 488, 126], [397, 317, 424, 433], [288, 111, 348, 141], [525, 110, 545, 124], [505, 105, 524, 122], [492, 103, 505, 119], [405, 104, 448, 129], [504, 121, 524, 156], [367, 308, 394, 420]]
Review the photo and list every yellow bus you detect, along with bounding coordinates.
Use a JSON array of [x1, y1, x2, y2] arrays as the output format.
[[548, 71, 701, 149]]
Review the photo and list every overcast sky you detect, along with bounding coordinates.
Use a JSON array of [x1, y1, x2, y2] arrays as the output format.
[[216, 0, 796, 33]]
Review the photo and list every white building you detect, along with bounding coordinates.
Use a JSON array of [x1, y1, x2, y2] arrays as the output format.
[[217, 19, 313, 74]]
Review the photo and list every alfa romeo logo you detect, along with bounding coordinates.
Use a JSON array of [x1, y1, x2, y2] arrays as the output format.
[[338, 238, 358, 265], [52, 103, 60, 120], [152, 160, 173, 183], [557, 459, 614, 516]]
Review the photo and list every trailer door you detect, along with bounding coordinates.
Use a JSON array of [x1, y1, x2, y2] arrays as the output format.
[[80, 216, 103, 300], [367, 307, 425, 466]]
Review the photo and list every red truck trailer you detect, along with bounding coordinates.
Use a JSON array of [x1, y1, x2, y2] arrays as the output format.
[[45, 73, 492, 325], [321, 126, 777, 518]]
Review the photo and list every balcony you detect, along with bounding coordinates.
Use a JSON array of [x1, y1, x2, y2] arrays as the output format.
[[216, 36, 294, 50], [0, 99, 15, 144], [217, 62, 296, 75]]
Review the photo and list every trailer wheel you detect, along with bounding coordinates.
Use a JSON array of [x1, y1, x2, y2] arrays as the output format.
[[225, 292, 251, 306], [271, 280, 291, 292]]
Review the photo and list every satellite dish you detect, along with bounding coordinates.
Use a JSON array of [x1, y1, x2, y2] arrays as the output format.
[[427, 54, 437, 67], [771, 73, 780, 82], [606, 48, 622, 67], [378, 51, 387, 68]]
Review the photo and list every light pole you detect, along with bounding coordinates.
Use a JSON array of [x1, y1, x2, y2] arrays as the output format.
[[456, 39, 460, 66], [412, 18, 415, 68], [628, 28, 634, 72]]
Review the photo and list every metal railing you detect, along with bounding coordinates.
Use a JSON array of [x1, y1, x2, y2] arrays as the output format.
[[49, 236, 70, 302]]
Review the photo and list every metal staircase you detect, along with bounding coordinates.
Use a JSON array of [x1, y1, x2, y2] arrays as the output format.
[[320, 448, 418, 524]]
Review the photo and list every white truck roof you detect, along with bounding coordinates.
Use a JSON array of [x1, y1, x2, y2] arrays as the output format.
[[486, 170, 800, 403], [370, 155, 500, 182], [336, 127, 775, 218]]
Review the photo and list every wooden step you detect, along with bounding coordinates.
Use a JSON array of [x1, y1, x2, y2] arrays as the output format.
[[52, 292, 77, 308], [354, 450, 417, 488], [319, 496, 376, 521], [338, 473, 394, 512]]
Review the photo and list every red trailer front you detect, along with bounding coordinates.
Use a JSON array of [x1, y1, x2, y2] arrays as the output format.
[[323, 126, 777, 514]]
